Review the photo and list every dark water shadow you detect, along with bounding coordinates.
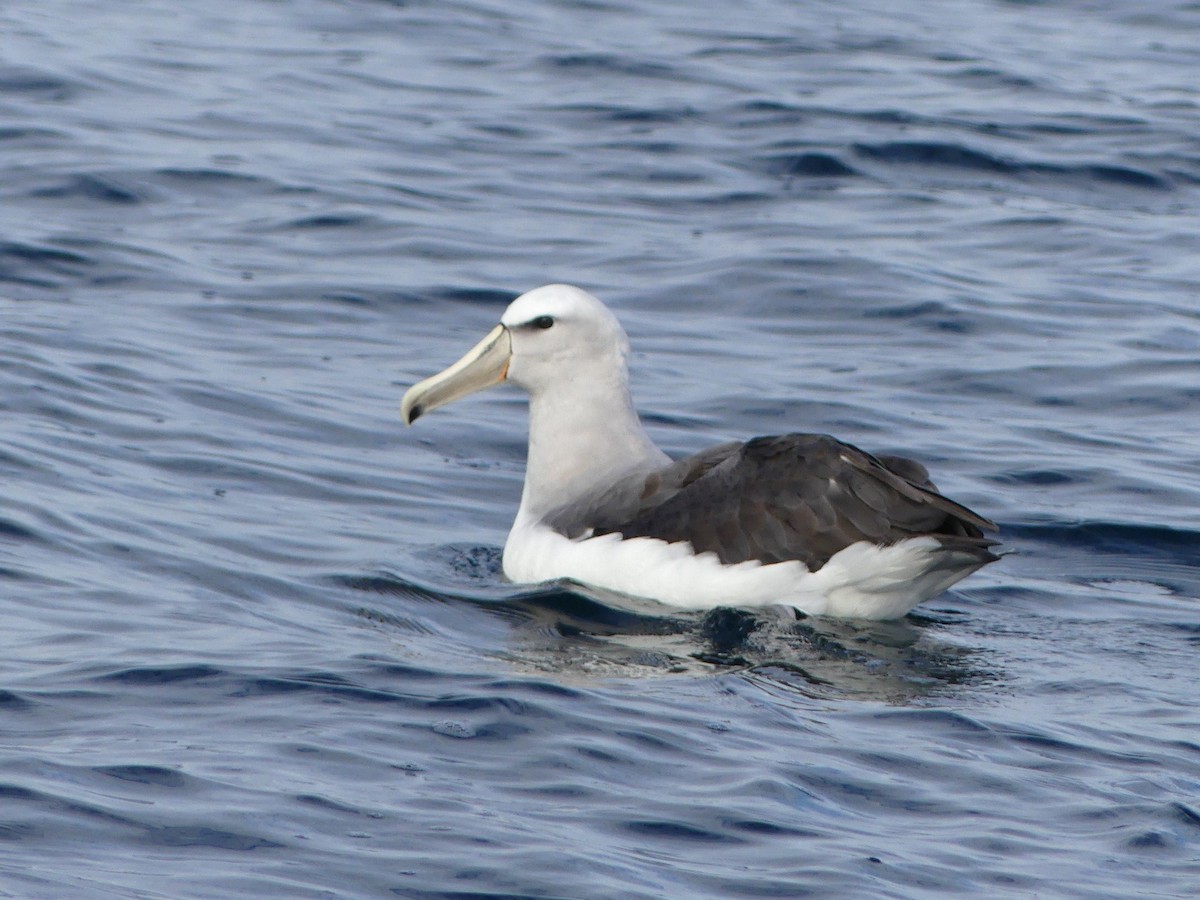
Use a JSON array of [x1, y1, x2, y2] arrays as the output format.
[[1006, 521, 1199, 567], [1004, 520, 1200, 606]]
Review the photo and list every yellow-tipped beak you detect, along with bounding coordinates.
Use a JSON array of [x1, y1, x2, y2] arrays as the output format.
[[401, 324, 511, 425]]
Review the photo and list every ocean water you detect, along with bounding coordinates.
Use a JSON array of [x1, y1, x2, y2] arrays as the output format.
[[2, 0, 1199, 896]]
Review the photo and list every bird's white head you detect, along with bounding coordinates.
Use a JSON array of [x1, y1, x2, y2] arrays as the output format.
[[499, 284, 630, 394], [401, 284, 631, 424]]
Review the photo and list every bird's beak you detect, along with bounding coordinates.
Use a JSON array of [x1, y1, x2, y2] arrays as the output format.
[[401, 324, 512, 425]]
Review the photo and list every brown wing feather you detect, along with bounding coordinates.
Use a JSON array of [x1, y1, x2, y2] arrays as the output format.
[[590, 434, 998, 571]]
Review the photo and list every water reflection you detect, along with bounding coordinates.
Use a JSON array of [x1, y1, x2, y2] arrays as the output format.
[[339, 553, 999, 702]]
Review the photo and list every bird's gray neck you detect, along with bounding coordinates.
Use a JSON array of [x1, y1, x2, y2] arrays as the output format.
[[516, 378, 668, 523]]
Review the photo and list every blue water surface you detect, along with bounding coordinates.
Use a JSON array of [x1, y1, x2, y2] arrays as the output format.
[[1, 0, 1199, 896]]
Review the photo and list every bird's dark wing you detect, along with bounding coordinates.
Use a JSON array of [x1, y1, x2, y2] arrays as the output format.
[[572, 433, 998, 572]]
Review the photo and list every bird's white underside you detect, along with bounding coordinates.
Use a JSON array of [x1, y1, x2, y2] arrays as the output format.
[[503, 516, 968, 619]]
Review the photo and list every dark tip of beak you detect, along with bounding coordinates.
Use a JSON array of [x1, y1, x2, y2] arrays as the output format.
[[407, 404, 424, 424]]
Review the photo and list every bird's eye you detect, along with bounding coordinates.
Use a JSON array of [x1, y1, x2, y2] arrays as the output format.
[[530, 315, 555, 330]]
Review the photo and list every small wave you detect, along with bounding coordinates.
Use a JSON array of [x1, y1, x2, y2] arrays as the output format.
[[872, 707, 995, 733], [1170, 802, 1200, 830], [29, 174, 143, 205], [96, 664, 225, 686], [141, 825, 286, 851], [155, 167, 266, 186], [93, 765, 188, 788], [989, 469, 1084, 487], [624, 818, 745, 844], [0, 689, 34, 711], [150, 167, 286, 200], [1007, 522, 1199, 601], [861, 299, 977, 333], [543, 54, 679, 80], [763, 152, 860, 178], [856, 140, 1019, 173], [335, 571, 468, 604], [0, 64, 79, 100], [427, 286, 518, 307], [0, 126, 61, 141], [542, 102, 700, 130], [0, 240, 94, 288], [338, 567, 679, 635], [1006, 521, 1199, 559], [1079, 164, 1170, 189], [854, 140, 1172, 190], [942, 66, 1041, 91], [239, 674, 419, 705], [601, 106, 699, 124], [0, 517, 42, 543], [281, 213, 377, 230]]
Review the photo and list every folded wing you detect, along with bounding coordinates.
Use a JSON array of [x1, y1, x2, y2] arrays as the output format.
[[551, 433, 998, 572]]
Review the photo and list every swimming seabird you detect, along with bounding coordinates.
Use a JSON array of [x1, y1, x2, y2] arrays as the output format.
[[401, 284, 998, 619]]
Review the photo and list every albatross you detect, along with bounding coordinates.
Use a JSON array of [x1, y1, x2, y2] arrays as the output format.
[[401, 284, 998, 620]]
